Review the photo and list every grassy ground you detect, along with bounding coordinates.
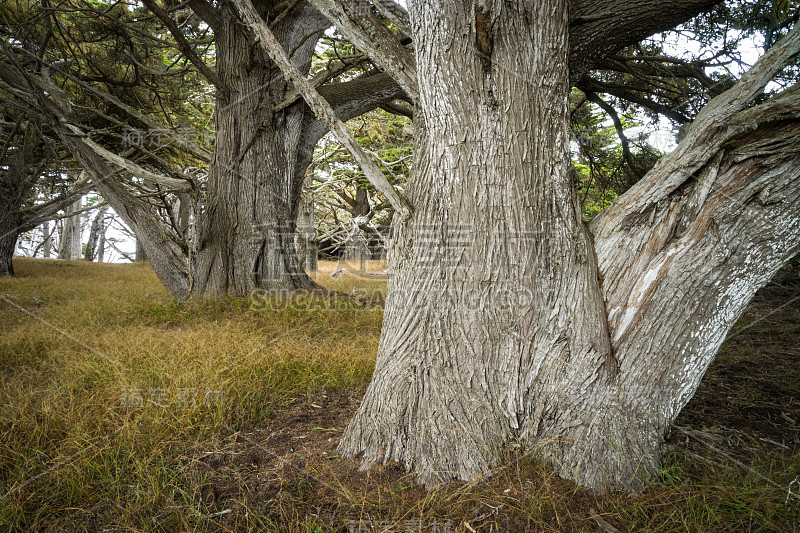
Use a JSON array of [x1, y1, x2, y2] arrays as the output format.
[[0, 258, 798, 532]]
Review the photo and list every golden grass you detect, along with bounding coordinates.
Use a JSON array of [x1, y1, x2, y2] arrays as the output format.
[[0, 258, 383, 531], [0, 258, 797, 532]]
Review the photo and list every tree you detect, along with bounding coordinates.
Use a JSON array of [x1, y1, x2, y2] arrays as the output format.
[[0, 103, 89, 274], [0, 118, 45, 274], [0, 0, 412, 297], [292, 0, 800, 493]]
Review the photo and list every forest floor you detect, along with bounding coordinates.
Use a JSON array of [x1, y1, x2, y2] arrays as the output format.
[[0, 258, 798, 532]]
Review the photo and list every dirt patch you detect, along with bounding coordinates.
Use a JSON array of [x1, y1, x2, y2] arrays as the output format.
[[673, 284, 800, 456], [185, 389, 429, 529]]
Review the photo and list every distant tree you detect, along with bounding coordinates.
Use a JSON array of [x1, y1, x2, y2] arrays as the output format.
[[0, 0, 411, 297]]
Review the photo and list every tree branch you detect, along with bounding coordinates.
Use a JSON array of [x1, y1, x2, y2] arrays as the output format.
[[308, 0, 417, 101], [142, 0, 227, 97], [275, 52, 369, 111], [231, 0, 411, 218], [568, 0, 721, 83], [577, 76, 693, 123], [585, 91, 642, 179], [369, 0, 411, 37], [595, 21, 800, 224], [318, 72, 406, 120], [188, 0, 222, 33], [62, 124, 193, 191]]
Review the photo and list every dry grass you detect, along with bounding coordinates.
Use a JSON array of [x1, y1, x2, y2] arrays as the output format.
[[0, 258, 798, 532]]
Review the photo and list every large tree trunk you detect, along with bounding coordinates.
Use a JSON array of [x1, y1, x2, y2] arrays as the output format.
[[340, 0, 620, 489], [190, 2, 326, 297], [585, 30, 800, 490], [0, 172, 34, 274], [339, 0, 800, 493]]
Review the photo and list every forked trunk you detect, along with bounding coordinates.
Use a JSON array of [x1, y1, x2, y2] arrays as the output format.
[[340, 0, 800, 492], [340, 0, 623, 489]]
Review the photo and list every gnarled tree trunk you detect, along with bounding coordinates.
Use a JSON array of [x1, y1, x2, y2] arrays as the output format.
[[0, 203, 20, 275], [190, 2, 327, 297], [340, 0, 619, 488], [339, 0, 800, 493]]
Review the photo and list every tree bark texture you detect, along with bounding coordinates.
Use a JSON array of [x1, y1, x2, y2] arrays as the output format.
[[0, 205, 19, 275], [339, 1, 800, 493], [340, 0, 622, 489], [0, 169, 35, 275], [192, 1, 405, 296], [297, 173, 318, 274], [190, 2, 326, 297]]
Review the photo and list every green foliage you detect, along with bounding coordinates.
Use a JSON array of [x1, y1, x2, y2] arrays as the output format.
[[570, 89, 663, 218], [311, 108, 412, 237]]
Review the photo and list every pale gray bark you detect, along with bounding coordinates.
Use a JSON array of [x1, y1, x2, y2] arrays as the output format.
[[84, 206, 108, 261], [297, 172, 318, 274], [96, 226, 106, 263], [339, 0, 800, 494], [57, 198, 82, 260], [581, 28, 800, 490], [309, 0, 418, 100], [340, 0, 615, 489], [41, 222, 52, 259]]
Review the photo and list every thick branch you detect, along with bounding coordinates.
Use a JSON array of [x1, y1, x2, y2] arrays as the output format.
[[188, 0, 222, 33], [577, 77, 692, 123], [317, 71, 406, 120], [275, 52, 369, 111], [568, 0, 721, 82], [64, 124, 193, 191], [308, 0, 418, 101], [369, 0, 411, 37], [592, 25, 800, 344], [595, 22, 800, 224]]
